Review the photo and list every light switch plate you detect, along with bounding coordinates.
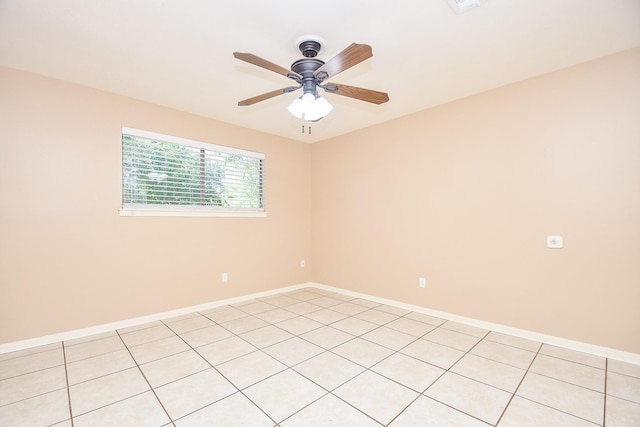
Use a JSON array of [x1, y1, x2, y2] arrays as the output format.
[[547, 236, 563, 249]]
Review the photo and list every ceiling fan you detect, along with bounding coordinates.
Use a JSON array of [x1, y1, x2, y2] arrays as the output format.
[[233, 37, 389, 122]]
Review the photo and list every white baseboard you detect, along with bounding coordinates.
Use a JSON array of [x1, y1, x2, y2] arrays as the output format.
[[0, 283, 310, 355], [2, 281, 639, 366], [310, 282, 640, 366]]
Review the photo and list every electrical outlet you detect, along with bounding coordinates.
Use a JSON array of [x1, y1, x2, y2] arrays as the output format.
[[221, 272, 228, 283], [301, 260, 306, 268], [419, 277, 426, 288]]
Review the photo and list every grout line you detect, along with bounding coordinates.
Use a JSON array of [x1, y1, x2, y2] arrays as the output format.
[[603, 358, 608, 426], [61, 341, 75, 427], [161, 318, 279, 425], [494, 342, 542, 426], [115, 330, 176, 427]]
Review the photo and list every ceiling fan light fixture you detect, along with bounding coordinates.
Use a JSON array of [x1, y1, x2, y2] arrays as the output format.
[[287, 92, 332, 121]]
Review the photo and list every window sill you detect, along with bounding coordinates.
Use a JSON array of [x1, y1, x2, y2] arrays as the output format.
[[119, 207, 268, 218]]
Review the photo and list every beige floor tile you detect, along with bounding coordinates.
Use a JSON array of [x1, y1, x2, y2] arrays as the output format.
[[244, 369, 326, 423], [303, 296, 343, 308], [0, 347, 63, 380], [403, 312, 446, 327], [235, 301, 277, 315], [386, 317, 436, 337], [139, 350, 209, 388], [330, 302, 370, 316], [287, 290, 325, 302], [64, 331, 118, 347], [64, 335, 126, 363], [175, 392, 274, 427], [263, 337, 324, 367], [607, 371, 640, 403], [300, 326, 354, 350], [450, 353, 526, 393], [259, 294, 301, 308], [530, 354, 605, 392], [276, 316, 324, 335], [73, 391, 170, 427], [6, 287, 636, 426], [285, 301, 323, 315], [424, 327, 481, 351], [0, 343, 61, 362], [499, 396, 598, 427], [484, 331, 541, 352], [69, 367, 149, 416], [179, 324, 233, 348], [67, 349, 136, 385], [441, 321, 488, 338], [239, 325, 294, 349], [220, 315, 269, 334], [608, 359, 640, 379], [326, 292, 356, 302], [128, 335, 190, 365], [0, 388, 70, 426], [164, 315, 215, 334], [202, 306, 248, 323], [362, 326, 417, 351], [294, 351, 364, 391], [425, 372, 511, 425], [400, 338, 465, 369], [605, 395, 640, 427], [155, 368, 236, 420], [254, 307, 299, 323], [354, 308, 400, 325], [281, 393, 380, 427], [216, 350, 286, 389], [372, 352, 444, 392], [350, 298, 381, 308], [516, 372, 604, 423], [196, 336, 257, 366], [303, 308, 349, 324], [539, 344, 605, 369], [471, 339, 536, 369], [389, 395, 489, 427], [330, 317, 379, 336], [334, 370, 418, 425], [116, 321, 163, 335], [0, 365, 67, 405], [332, 337, 394, 368], [376, 305, 411, 316], [119, 324, 175, 347]]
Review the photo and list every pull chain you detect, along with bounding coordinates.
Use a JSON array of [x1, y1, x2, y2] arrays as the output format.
[[300, 119, 312, 135]]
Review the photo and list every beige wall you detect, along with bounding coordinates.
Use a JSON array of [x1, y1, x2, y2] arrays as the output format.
[[2, 48, 639, 354], [311, 48, 640, 354], [0, 67, 311, 344]]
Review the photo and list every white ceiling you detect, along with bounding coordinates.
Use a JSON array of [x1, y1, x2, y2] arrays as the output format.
[[1, 0, 639, 143]]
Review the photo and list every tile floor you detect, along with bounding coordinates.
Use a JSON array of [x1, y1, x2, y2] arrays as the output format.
[[1, 287, 639, 426]]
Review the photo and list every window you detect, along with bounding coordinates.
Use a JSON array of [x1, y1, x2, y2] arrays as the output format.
[[120, 127, 265, 217]]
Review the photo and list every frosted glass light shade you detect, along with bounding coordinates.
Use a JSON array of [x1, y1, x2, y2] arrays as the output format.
[[287, 93, 333, 121]]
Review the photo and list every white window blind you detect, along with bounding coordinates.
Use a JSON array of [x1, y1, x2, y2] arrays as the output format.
[[120, 127, 265, 217]]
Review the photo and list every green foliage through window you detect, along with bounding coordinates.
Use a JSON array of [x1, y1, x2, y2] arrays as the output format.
[[122, 130, 264, 211]]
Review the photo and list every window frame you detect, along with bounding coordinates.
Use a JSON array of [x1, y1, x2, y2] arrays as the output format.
[[119, 127, 267, 218]]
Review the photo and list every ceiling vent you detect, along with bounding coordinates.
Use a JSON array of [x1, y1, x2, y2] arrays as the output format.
[[448, 0, 487, 14]]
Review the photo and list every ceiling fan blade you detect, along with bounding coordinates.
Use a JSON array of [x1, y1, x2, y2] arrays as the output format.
[[314, 43, 373, 80], [238, 86, 300, 106], [233, 52, 302, 80], [322, 83, 389, 105]]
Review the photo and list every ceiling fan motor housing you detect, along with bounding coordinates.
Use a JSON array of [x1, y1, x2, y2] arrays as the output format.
[[291, 57, 324, 95]]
